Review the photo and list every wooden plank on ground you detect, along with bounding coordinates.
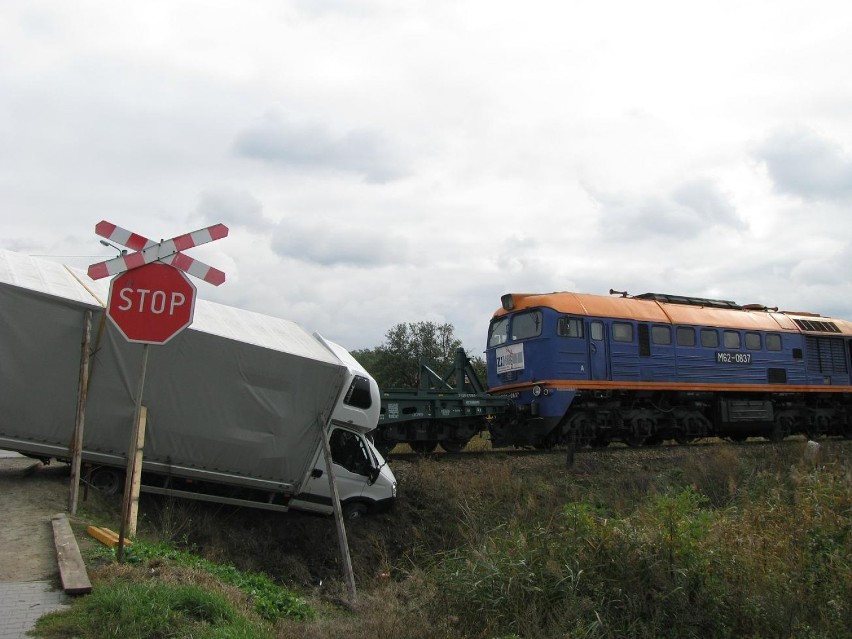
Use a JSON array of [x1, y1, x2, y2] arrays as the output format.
[[86, 525, 132, 548], [51, 513, 92, 595]]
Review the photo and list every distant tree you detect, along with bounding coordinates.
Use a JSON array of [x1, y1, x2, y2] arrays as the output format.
[[352, 321, 467, 389]]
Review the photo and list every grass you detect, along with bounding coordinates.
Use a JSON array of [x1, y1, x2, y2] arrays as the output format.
[[35, 438, 852, 639]]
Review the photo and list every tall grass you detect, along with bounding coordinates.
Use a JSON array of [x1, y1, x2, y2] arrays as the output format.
[[429, 441, 851, 639], [61, 440, 850, 639]]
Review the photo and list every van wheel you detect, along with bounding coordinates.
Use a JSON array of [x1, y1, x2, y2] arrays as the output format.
[[342, 502, 368, 520], [90, 468, 122, 495]]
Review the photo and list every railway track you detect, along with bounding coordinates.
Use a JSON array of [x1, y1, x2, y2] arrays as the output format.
[[385, 434, 814, 462]]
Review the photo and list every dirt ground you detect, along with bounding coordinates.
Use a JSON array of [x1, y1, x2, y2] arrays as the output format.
[[0, 454, 70, 582]]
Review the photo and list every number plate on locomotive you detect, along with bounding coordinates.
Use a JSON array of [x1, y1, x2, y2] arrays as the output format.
[[716, 351, 752, 365]]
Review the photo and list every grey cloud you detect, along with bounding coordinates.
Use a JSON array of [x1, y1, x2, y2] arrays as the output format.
[[754, 127, 852, 201], [233, 113, 407, 184], [197, 187, 272, 232], [270, 220, 406, 267], [672, 179, 745, 230], [790, 241, 852, 287], [592, 179, 744, 240]]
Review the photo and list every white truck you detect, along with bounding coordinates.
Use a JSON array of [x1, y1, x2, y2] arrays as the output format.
[[0, 249, 395, 518]]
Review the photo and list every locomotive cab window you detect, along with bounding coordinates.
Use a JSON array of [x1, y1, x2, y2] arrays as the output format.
[[590, 321, 604, 341], [677, 326, 696, 347], [612, 322, 633, 343], [557, 317, 584, 338], [745, 332, 761, 350], [511, 310, 542, 341], [724, 331, 741, 349], [652, 325, 671, 345], [489, 317, 509, 347], [766, 334, 782, 351], [701, 329, 719, 348]]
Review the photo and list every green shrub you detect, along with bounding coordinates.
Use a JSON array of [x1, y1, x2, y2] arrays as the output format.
[[119, 540, 315, 622]]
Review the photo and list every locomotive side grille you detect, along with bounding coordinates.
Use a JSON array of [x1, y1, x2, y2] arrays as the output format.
[[805, 336, 848, 375]]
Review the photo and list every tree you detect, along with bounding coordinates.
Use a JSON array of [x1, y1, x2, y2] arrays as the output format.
[[352, 321, 467, 389]]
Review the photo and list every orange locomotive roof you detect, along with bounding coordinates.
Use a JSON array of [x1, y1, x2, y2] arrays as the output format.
[[495, 291, 852, 336]]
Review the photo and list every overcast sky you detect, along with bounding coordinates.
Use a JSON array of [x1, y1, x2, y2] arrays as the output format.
[[3, 1, 852, 354]]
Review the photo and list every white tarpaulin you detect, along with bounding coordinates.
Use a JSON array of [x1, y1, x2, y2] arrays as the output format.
[[0, 249, 347, 494]]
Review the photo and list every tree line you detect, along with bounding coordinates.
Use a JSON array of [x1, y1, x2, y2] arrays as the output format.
[[351, 321, 486, 389]]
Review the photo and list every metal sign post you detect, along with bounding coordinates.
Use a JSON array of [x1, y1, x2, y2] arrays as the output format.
[[317, 416, 358, 606], [68, 310, 92, 514]]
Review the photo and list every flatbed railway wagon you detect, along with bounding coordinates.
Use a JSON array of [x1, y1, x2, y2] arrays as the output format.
[[486, 291, 852, 448], [375, 348, 510, 454]]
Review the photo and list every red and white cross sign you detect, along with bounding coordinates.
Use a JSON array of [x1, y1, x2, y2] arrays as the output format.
[[88, 221, 229, 286]]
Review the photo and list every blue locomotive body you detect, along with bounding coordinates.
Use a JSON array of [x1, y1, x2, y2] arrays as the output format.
[[485, 291, 852, 447]]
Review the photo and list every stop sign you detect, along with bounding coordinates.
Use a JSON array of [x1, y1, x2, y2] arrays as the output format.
[[107, 262, 197, 344]]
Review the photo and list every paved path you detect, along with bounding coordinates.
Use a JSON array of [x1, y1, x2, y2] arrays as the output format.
[[0, 452, 72, 638], [0, 581, 70, 639]]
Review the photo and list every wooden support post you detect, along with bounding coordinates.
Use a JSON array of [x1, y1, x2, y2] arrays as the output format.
[[69, 310, 92, 514], [317, 417, 357, 606], [127, 405, 147, 537], [118, 344, 149, 562]]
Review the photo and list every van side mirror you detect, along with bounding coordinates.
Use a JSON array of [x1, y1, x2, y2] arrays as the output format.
[[311, 468, 324, 478]]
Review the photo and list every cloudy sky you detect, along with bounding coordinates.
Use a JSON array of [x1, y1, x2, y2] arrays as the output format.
[[3, 1, 852, 354]]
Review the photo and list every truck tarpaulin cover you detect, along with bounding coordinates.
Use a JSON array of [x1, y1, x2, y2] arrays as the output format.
[[0, 249, 347, 494]]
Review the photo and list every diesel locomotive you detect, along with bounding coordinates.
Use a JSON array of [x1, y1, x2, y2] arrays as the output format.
[[485, 290, 852, 448]]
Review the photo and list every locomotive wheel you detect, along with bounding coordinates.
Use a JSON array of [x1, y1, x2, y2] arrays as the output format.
[[624, 433, 646, 447], [439, 439, 469, 453], [409, 440, 438, 455], [769, 420, 789, 443]]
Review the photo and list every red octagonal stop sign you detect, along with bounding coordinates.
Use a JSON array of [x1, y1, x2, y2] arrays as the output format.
[[107, 262, 197, 344]]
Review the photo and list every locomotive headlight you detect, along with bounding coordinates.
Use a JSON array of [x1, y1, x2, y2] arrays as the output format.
[[532, 384, 542, 397]]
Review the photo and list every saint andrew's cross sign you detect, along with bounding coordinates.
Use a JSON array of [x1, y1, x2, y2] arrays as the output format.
[[89, 221, 229, 345]]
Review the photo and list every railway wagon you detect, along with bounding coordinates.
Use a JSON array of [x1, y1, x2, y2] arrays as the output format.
[[485, 291, 852, 448], [375, 348, 510, 454]]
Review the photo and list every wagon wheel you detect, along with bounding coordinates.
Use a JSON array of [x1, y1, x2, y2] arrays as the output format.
[[372, 435, 397, 457], [439, 439, 469, 453], [409, 440, 438, 455]]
